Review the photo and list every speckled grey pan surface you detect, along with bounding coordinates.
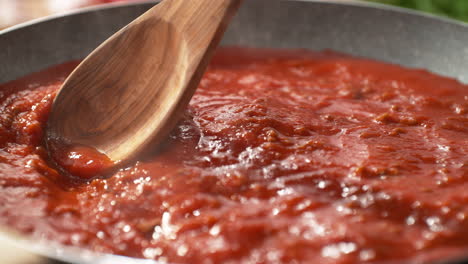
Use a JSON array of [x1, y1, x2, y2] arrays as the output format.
[[2, 0, 468, 84], [0, 0, 468, 263]]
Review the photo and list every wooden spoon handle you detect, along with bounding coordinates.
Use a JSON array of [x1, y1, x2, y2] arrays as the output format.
[[150, 0, 243, 63]]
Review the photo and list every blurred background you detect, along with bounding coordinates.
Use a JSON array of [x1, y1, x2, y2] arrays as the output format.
[[0, 0, 137, 29], [368, 0, 468, 22], [1, 0, 468, 30]]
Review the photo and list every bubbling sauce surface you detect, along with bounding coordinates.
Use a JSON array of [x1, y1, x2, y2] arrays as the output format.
[[0, 47, 467, 264]]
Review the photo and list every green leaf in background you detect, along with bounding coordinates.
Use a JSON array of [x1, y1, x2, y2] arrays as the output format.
[[367, 0, 468, 22]]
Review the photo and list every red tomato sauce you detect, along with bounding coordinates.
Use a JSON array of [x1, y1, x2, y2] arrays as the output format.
[[0, 47, 467, 264]]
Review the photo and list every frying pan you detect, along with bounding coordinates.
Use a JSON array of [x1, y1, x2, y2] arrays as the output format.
[[0, 0, 467, 263]]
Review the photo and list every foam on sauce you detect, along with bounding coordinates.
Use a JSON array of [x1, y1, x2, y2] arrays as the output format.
[[0, 47, 467, 263]]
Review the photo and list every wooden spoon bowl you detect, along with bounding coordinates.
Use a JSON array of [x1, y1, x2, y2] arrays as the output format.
[[46, 0, 242, 169]]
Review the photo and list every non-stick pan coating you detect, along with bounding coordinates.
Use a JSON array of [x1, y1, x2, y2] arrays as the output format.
[[2, 0, 468, 84]]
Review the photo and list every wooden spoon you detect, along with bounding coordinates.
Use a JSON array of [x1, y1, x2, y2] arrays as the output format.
[[46, 0, 242, 168]]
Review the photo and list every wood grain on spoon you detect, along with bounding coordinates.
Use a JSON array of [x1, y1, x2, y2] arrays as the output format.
[[46, 0, 242, 166]]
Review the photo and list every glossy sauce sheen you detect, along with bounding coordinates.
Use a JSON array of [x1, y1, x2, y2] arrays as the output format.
[[0, 48, 467, 264]]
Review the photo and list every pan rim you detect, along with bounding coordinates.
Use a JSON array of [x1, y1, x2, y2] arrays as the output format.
[[2, 0, 468, 38]]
